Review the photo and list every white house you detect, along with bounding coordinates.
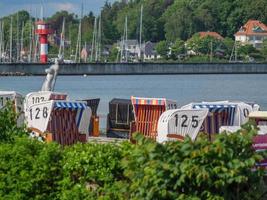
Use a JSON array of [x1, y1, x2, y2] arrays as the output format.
[[117, 39, 140, 60], [117, 40, 159, 61], [235, 20, 267, 49]]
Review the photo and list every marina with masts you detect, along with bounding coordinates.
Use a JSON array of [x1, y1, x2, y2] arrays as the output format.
[[0, 2, 147, 64]]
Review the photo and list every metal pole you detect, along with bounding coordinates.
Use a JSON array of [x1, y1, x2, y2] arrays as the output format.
[[125, 16, 128, 62], [9, 16, 13, 63], [16, 12, 19, 62], [98, 14, 101, 61], [59, 17, 65, 59], [29, 18, 32, 62], [0, 20, 2, 63], [90, 17, 96, 62], [95, 17, 98, 62], [139, 4, 143, 61], [20, 22, 24, 62]]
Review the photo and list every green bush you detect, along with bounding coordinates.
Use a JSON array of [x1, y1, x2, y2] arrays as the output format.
[[0, 138, 63, 200], [58, 142, 124, 200], [0, 102, 28, 143], [0, 105, 266, 200], [120, 127, 265, 200]]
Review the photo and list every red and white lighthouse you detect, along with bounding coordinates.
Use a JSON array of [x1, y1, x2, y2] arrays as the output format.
[[35, 21, 53, 63]]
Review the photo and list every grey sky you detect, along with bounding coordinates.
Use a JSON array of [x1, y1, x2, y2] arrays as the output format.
[[0, 0, 117, 17]]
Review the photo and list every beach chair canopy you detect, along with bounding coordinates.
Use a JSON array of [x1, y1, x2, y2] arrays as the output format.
[[26, 100, 91, 135], [0, 91, 24, 113], [157, 109, 209, 143], [25, 91, 67, 109]]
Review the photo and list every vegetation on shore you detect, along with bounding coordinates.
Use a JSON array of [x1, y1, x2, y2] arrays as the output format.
[[0, 102, 267, 199]]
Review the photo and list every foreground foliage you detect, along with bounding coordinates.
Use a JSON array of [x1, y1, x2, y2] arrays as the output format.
[[0, 102, 27, 143], [0, 106, 266, 199]]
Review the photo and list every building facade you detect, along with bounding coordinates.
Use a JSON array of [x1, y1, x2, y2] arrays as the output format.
[[235, 20, 267, 49]]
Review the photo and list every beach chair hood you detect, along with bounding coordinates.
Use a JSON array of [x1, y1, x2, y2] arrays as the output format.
[[25, 91, 67, 109], [0, 91, 23, 111], [157, 108, 209, 143]]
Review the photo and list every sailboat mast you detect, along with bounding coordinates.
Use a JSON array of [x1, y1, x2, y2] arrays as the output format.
[[59, 17, 65, 59], [2, 22, 5, 62], [0, 20, 2, 63], [97, 14, 101, 61], [139, 4, 143, 61], [16, 12, 20, 62], [120, 35, 123, 62], [68, 23, 72, 60], [90, 17, 97, 62], [79, 3, 83, 63], [9, 16, 13, 63], [40, 4, 44, 20], [75, 4, 83, 63], [125, 16, 128, 62], [20, 22, 24, 62], [62, 18, 65, 59], [95, 17, 98, 62], [75, 21, 81, 63], [33, 8, 39, 62], [28, 17, 32, 62]]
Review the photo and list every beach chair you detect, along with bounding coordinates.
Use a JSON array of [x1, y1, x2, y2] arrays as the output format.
[[25, 100, 91, 145], [106, 98, 134, 139], [131, 96, 177, 140], [182, 101, 259, 139]]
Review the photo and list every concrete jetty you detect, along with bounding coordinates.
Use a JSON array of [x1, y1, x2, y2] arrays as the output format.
[[0, 62, 267, 75]]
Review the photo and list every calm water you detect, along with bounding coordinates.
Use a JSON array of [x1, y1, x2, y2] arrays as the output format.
[[1, 74, 267, 129]]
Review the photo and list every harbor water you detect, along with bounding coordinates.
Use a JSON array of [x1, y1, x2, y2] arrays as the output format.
[[1, 74, 267, 130]]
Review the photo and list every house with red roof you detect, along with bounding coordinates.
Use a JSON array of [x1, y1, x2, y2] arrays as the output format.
[[199, 31, 224, 40], [235, 20, 267, 48]]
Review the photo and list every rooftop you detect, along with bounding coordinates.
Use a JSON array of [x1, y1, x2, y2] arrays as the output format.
[[199, 32, 224, 40], [235, 20, 267, 36]]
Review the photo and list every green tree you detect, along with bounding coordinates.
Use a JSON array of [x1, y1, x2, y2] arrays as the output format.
[[261, 39, 267, 60], [108, 45, 119, 62], [238, 44, 259, 61], [155, 40, 169, 59], [115, 0, 173, 42], [101, 1, 125, 44], [222, 37, 235, 58], [170, 38, 185, 60], [186, 34, 223, 56]]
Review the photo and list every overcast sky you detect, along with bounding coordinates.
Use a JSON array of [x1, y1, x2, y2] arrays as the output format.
[[0, 0, 117, 17]]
